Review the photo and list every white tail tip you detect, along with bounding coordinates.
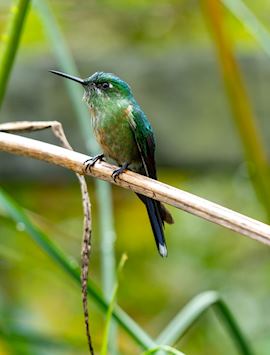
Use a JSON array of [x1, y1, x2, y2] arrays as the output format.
[[159, 244, 168, 257]]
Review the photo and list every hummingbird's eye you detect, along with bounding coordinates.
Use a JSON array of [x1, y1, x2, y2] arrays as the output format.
[[101, 82, 110, 90]]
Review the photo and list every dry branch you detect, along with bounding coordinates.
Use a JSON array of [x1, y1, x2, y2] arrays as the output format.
[[1, 131, 270, 246]]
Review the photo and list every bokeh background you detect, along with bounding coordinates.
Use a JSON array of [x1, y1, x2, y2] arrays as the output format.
[[1, 0, 270, 354]]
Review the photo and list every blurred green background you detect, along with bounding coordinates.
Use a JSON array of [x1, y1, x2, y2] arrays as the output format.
[[1, 0, 270, 354]]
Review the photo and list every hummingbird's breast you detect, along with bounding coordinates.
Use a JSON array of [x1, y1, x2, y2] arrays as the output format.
[[89, 101, 141, 167]]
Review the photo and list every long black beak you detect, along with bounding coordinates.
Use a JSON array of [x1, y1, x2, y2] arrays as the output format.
[[49, 70, 87, 85]]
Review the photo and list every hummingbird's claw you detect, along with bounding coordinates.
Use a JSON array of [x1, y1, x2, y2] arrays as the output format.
[[111, 162, 129, 182], [84, 153, 104, 172]]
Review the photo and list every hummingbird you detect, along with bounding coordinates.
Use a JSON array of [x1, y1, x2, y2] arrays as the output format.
[[50, 70, 174, 257]]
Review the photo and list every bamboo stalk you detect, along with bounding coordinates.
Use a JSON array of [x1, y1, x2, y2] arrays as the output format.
[[1, 131, 270, 246]]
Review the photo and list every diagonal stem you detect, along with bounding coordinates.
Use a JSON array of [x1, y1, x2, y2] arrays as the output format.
[[1, 130, 270, 247]]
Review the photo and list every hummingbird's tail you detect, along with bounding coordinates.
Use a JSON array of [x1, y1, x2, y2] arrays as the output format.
[[137, 194, 173, 257]]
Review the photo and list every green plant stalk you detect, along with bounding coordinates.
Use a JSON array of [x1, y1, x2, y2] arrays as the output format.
[[0, 0, 31, 108], [34, 0, 117, 352], [202, 0, 270, 221], [156, 291, 252, 355], [96, 180, 116, 297], [221, 0, 270, 58], [0, 188, 157, 351], [101, 254, 128, 355], [214, 300, 253, 355]]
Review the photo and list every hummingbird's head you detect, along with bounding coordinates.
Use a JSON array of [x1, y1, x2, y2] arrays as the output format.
[[49, 70, 133, 106]]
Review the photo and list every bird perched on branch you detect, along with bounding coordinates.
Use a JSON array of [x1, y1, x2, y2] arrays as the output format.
[[50, 70, 174, 257]]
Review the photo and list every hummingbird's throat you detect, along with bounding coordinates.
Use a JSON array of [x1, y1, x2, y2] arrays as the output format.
[[83, 89, 91, 104], [83, 86, 107, 107]]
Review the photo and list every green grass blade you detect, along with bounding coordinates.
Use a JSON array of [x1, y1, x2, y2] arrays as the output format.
[[156, 291, 252, 355], [0, 323, 84, 349], [142, 345, 185, 355], [157, 291, 219, 344], [101, 254, 128, 355], [35, 0, 116, 303], [214, 300, 253, 355], [221, 0, 270, 58], [0, 0, 31, 108], [0, 188, 157, 350], [202, 0, 270, 221], [34, 1, 118, 352]]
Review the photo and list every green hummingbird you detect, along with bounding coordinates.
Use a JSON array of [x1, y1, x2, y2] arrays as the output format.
[[50, 70, 174, 257]]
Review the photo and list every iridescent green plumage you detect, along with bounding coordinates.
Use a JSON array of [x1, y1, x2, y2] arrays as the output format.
[[50, 70, 174, 257]]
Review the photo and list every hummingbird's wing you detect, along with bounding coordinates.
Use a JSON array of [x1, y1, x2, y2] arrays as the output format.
[[127, 105, 172, 257], [128, 106, 157, 180], [128, 104, 174, 226]]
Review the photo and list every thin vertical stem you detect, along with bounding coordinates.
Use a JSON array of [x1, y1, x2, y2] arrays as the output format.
[[96, 181, 117, 354], [34, 1, 117, 352], [0, 0, 31, 108]]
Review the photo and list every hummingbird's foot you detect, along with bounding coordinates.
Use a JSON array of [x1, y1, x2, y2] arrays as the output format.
[[112, 162, 129, 182], [84, 153, 105, 172]]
